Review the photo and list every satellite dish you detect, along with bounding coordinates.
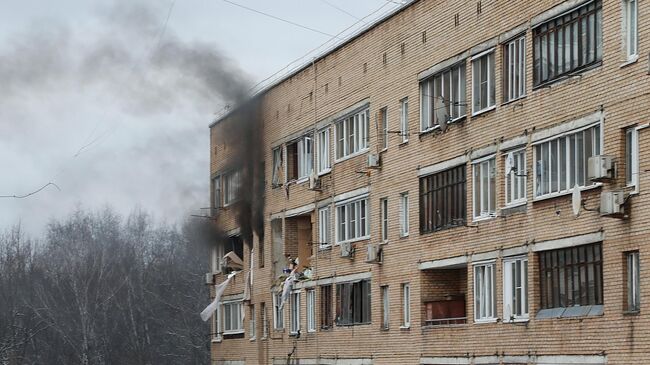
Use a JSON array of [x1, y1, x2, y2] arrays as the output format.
[[434, 97, 449, 132], [505, 152, 514, 175], [572, 185, 582, 217]]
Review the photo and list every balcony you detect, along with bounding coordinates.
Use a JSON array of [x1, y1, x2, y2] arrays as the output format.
[[421, 265, 467, 327]]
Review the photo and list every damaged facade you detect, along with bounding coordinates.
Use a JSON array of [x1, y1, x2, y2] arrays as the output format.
[[207, 0, 649, 364]]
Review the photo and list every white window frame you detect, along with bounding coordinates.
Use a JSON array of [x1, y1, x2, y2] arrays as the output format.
[[289, 291, 301, 335], [272, 292, 284, 330], [503, 256, 529, 322], [401, 283, 411, 328], [317, 127, 331, 175], [381, 285, 390, 329], [627, 251, 640, 312], [222, 300, 244, 335], [420, 62, 467, 132], [272, 147, 283, 187], [504, 149, 527, 207], [626, 127, 640, 193], [212, 244, 224, 273], [249, 304, 256, 340], [213, 176, 222, 208], [472, 156, 496, 220], [474, 261, 496, 322], [335, 108, 370, 161], [335, 196, 370, 244], [400, 97, 409, 143], [623, 0, 638, 60], [213, 303, 222, 342], [380, 107, 388, 151], [472, 49, 496, 115], [223, 170, 240, 206], [399, 192, 409, 237], [533, 123, 602, 200], [318, 206, 331, 248], [306, 289, 316, 332], [380, 198, 388, 242], [261, 302, 268, 339], [504, 36, 526, 102], [297, 135, 313, 180]]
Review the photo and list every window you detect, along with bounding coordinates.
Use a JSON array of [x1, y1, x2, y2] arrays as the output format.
[[505, 149, 527, 206], [533, 0, 602, 86], [290, 291, 300, 334], [472, 157, 496, 219], [335, 108, 370, 159], [402, 283, 411, 328], [503, 257, 529, 321], [534, 124, 601, 198], [381, 285, 390, 329], [623, 0, 638, 59], [213, 301, 222, 340], [420, 62, 467, 131], [320, 285, 333, 329], [317, 128, 331, 174], [223, 300, 244, 334], [504, 36, 526, 102], [335, 197, 369, 243], [380, 107, 388, 150], [626, 127, 639, 191], [626, 251, 640, 312], [298, 135, 313, 179], [306, 289, 316, 332], [213, 176, 222, 208], [400, 193, 409, 237], [223, 170, 241, 206], [420, 164, 467, 233], [272, 147, 283, 187], [273, 292, 284, 330], [249, 304, 256, 339], [380, 198, 388, 242], [318, 206, 331, 248], [258, 231, 265, 268], [474, 262, 496, 321], [261, 302, 268, 338], [472, 51, 495, 114], [539, 243, 603, 309], [336, 280, 371, 325], [212, 244, 224, 273], [400, 98, 409, 143]]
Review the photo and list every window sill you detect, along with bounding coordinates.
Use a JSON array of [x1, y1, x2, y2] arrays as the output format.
[[400, 233, 410, 239], [533, 183, 602, 203], [536, 305, 603, 319], [620, 55, 639, 68], [289, 332, 300, 337], [623, 310, 640, 316], [419, 117, 466, 136], [317, 169, 332, 177], [502, 317, 529, 323], [249, 337, 256, 342], [318, 244, 333, 251], [473, 214, 496, 223], [212, 337, 222, 343], [223, 330, 244, 336], [336, 235, 371, 246], [503, 201, 527, 210], [501, 95, 527, 107], [399, 325, 411, 331], [474, 318, 498, 324], [532, 62, 602, 90], [398, 140, 409, 147], [306, 329, 317, 334], [334, 148, 370, 164], [471, 105, 496, 117]]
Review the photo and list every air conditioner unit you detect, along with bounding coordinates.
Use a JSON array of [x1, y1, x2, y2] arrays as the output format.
[[600, 190, 626, 218], [367, 153, 381, 169], [588, 155, 615, 182], [205, 272, 214, 285], [365, 244, 382, 264], [340, 242, 354, 258], [308, 173, 322, 191]]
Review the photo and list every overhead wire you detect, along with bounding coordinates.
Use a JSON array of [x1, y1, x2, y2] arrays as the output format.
[[318, 0, 366, 22]]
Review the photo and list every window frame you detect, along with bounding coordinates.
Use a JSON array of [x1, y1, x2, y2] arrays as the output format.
[[335, 280, 372, 326], [222, 300, 244, 335], [623, 0, 638, 60], [306, 289, 316, 332], [249, 304, 256, 340], [472, 156, 497, 220], [419, 62, 467, 132], [504, 148, 527, 207], [473, 261, 497, 322], [318, 206, 331, 249], [381, 285, 390, 330], [532, 123, 602, 200], [419, 164, 467, 233], [400, 97, 409, 143], [471, 49, 496, 115], [380, 198, 388, 242], [626, 126, 639, 193], [380, 106, 388, 151], [335, 196, 370, 244], [223, 170, 241, 206], [503, 35, 527, 103], [320, 285, 333, 329], [400, 192, 409, 237], [335, 108, 370, 161], [289, 291, 301, 335], [213, 176, 222, 209], [272, 147, 283, 187], [503, 256, 529, 322], [296, 135, 314, 180], [317, 127, 331, 175], [272, 292, 284, 330], [626, 251, 640, 313], [401, 283, 411, 328]]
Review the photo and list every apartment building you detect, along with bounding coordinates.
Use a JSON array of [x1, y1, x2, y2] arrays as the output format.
[[207, 0, 649, 364]]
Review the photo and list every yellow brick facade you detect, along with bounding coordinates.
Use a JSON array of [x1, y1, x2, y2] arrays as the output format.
[[208, 0, 650, 364]]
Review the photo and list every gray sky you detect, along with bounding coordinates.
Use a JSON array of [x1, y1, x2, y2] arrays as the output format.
[[0, 0, 401, 235]]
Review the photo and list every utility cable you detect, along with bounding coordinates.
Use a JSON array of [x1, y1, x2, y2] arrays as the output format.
[[319, 0, 365, 22]]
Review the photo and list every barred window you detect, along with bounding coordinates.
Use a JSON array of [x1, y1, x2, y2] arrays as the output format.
[[539, 243, 603, 309], [533, 0, 602, 86], [419, 165, 466, 233]]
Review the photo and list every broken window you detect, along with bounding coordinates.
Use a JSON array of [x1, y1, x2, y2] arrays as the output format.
[[213, 176, 222, 209], [272, 147, 283, 187], [287, 135, 313, 181], [336, 280, 371, 325], [225, 234, 244, 262]]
